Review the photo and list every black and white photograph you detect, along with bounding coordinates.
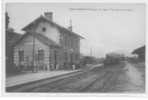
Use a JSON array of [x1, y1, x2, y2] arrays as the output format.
[[3, 2, 146, 94]]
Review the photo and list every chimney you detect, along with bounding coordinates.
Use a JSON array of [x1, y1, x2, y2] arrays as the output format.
[[68, 19, 73, 31], [68, 26, 72, 31], [44, 12, 53, 21]]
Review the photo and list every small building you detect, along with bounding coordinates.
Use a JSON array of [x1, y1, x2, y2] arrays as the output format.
[[132, 45, 145, 61], [6, 29, 22, 73], [6, 12, 22, 73], [13, 12, 84, 71]]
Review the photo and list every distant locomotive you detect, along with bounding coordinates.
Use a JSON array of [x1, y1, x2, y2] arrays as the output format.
[[103, 53, 124, 65]]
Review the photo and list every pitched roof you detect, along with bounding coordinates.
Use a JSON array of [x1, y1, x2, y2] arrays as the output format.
[[22, 15, 84, 39], [132, 45, 145, 54], [13, 31, 60, 47]]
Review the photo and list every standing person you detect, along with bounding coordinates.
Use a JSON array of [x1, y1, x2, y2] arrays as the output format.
[[72, 64, 76, 70]]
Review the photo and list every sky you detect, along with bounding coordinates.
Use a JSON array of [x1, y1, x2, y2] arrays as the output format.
[[6, 3, 145, 57]]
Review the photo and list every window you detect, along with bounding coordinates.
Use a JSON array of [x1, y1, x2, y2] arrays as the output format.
[[75, 53, 79, 60], [42, 27, 46, 32], [71, 38, 74, 48], [18, 50, 24, 62], [64, 36, 67, 47], [64, 52, 68, 62], [38, 49, 44, 61], [67, 37, 70, 48], [70, 53, 73, 63], [60, 34, 63, 41]]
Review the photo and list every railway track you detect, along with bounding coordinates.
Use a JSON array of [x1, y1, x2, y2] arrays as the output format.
[[29, 66, 107, 92], [79, 71, 113, 92], [6, 66, 101, 92]]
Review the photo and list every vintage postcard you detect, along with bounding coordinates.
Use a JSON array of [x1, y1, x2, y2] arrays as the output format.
[[2, 0, 146, 96]]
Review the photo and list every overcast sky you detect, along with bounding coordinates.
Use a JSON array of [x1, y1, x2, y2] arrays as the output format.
[[6, 3, 145, 57]]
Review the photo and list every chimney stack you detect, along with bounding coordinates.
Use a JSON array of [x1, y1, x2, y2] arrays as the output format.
[[68, 19, 73, 31], [44, 12, 53, 21]]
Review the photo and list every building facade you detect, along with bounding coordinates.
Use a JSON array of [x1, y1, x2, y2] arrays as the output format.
[[132, 45, 145, 61], [13, 12, 83, 71]]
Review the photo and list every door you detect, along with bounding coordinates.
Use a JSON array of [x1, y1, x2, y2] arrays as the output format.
[[54, 50, 57, 70]]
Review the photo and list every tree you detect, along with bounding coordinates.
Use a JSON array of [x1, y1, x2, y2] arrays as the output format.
[[6, 12, 9, 30]]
